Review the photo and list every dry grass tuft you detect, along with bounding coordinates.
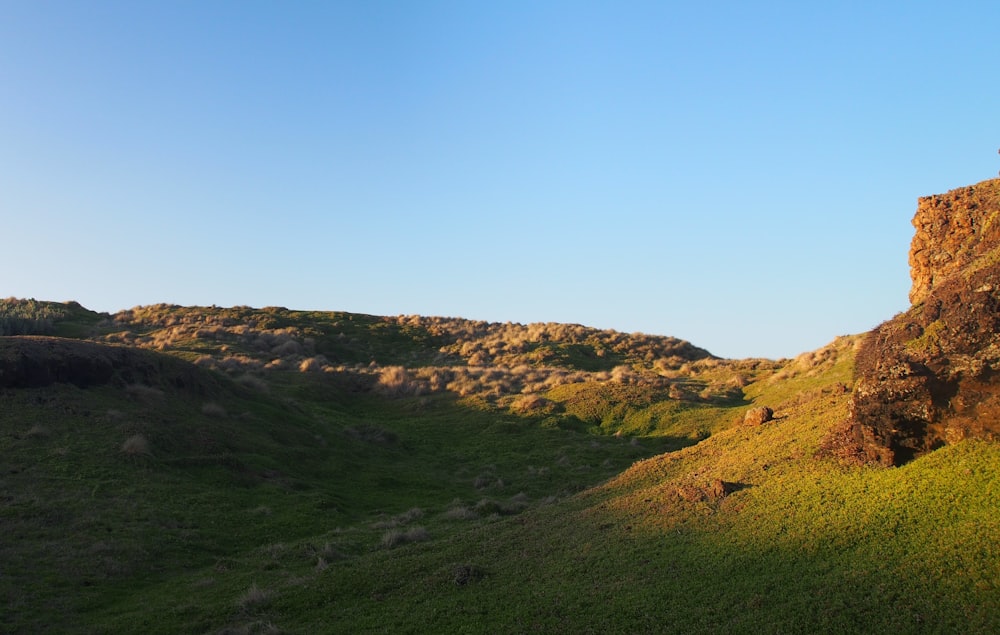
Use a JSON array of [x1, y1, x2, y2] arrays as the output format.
[[375, 366, 426, 397], [24, 424, 50, 438], [236, 374, 269, 393], [120, 433, 151, 456], [298, 356, 330, 372], [442, 504, 478, 521], [380, 526, 430, 549], [237, 583, 273, 612], [201, 402, 227, 417], [510, 393, 553, 414], [125, 384, 164, 402], [473, 494, 529, 516], [373, 507, 425, 529], [473, 472, 505, 490], [344, 423, 398, 446]]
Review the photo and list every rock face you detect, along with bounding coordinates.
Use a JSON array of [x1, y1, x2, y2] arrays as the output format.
[[909, 180, 1000, 304], [830, 178, 1000, 466]]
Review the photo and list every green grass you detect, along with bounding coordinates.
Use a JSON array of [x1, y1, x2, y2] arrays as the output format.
[[0, 353, 669, 633], [1, 304, 997, 633]]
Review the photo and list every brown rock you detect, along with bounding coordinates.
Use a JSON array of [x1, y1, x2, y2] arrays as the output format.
[[743, 406, 773, 426], [825, 178, 1000, 466], [706, 479, 739, 501], [909, 179, 1000, 305]]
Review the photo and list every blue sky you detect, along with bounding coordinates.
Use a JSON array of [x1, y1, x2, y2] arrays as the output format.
[[2, 1, 998, 358]]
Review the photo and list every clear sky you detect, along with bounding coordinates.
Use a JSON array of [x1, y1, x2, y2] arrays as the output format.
[[2, 1, 999, 359]]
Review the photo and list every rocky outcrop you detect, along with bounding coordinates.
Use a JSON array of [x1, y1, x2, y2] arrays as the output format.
[[827, 178, 1000, 466], [909, 180, 1000, 304]]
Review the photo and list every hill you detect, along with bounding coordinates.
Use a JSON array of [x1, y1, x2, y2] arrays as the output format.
[[1, 300, 774, 633], [2, 179, 1000, 633]]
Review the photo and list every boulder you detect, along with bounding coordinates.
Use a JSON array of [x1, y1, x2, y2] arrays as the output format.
[[706, 479, 739, 501], [743, 406, 773, 426]]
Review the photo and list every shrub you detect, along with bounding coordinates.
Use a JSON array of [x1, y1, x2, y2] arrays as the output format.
[[0, 297, 65, 335], [217, 355, 263, 374], [271, 339, 302, 356]]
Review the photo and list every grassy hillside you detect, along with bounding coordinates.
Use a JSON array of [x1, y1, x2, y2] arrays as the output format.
[[2, 300, 998, 633]]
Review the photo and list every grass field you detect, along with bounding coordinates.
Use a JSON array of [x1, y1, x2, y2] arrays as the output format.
[[1, 301, 997, 633]]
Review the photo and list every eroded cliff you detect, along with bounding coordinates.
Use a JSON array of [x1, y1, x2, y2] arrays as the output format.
[[826, 178, 1000, 465]]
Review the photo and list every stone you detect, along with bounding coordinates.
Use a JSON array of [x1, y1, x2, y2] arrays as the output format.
[[706, 479, 739, 501], [909, 180, 1000, 304], [743, 406, 773, 426]]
